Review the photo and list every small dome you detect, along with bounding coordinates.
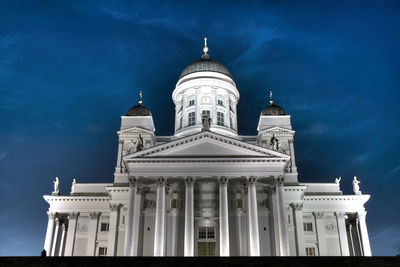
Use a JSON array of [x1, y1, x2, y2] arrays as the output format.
[[261, 103, 286, 116], [126, 103, 152, 116], [179, 58, 233, 79]]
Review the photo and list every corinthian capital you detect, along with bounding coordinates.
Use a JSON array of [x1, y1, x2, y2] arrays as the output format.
[[218, 176, 229, 185], [314, 212, 325, 219], [291, 203, 303, 211], [247, 176, 257, 185], [157, 177, 166, 186], [68, 212, 79, 220], [89, 212, 100, 220], [47, 212, 56, 220], [185, 177, 194, 185], [128, 177, 139, 185], [110, 204, 122, 212], [335, 212, 346, 219]]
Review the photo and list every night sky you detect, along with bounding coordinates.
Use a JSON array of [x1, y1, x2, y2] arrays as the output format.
[[1, 1, 399, 256]]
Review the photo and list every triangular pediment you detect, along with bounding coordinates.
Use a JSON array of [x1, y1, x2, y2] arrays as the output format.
[[117, 126, 154, 137], [258, 126, 295, 136], [124, 131, 290, 160]]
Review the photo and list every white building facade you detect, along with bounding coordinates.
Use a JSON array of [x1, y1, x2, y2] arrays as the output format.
[[43, 41, 371, 257]]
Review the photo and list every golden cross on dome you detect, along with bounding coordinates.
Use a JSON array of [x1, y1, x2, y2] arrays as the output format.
[[203, 37, 208, 54], [269, 90, 274, 105], [139, 91, 143, 105]]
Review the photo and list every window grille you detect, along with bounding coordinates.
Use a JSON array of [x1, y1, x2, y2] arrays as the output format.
[[201, 110, 210, 117], [99, 247, 107, 256], [305, 247, 316, 256], [303, 222, 313, 232], [100, 223, 109, 232], [188, 112, 195, 126], [217, 112, 224, 126]]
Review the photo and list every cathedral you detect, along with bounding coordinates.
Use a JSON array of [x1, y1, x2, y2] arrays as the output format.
[[43, 39, 371, 257]]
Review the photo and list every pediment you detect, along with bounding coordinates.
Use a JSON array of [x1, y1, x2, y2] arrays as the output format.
[[124, 131, 290, 160], [117, 126, 154, 137], [258, 126, 295, 136]]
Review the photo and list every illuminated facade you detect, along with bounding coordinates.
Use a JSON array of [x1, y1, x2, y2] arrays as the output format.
[[43, 40, 371, 256]]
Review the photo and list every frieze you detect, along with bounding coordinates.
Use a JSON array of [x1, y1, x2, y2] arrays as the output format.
[[129, 131, 289, 159]]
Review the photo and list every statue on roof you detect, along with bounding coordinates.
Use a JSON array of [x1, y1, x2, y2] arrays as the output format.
[[136, 134, 144, 151], [335, 177, 341, 184], [353, 176, 361, 195], [53, 177, 59, 194], [71, 178, 76, 194]]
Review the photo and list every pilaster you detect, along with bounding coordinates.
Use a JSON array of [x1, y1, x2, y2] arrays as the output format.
[[335, 212, 350, 256], [291, 203, 305, 256], [358, 212, 371, 256], [64, 212, 78, 256], [86, 212, 100, 256], [314, 212, 326, 256], [124, 177, 139, 256], [107, 204, 122, 256]]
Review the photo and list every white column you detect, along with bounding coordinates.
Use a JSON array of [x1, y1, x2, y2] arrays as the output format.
[[51, 217, 62, 256], [44, 212, 56, 256], [64, 212, 78, 256], [292, 203, 305, 256], [247, 177, 260, 256], [86, 212, 100, 256], [219, 177, 230, 256], [276, 177, 290, 256], [107, 204, 121, 256], [184, 177, 194, 256], [314, 212, 326, 256], [336, 212, 350, 256], [358, 212, 372, 256], [154, 177, 166, 256], [58, 222, 68, 256], [124, 178, 138, 256], [351, 216, 362, 256]]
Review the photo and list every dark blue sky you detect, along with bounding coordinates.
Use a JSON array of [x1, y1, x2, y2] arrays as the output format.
[[0, 1, 399, 256]]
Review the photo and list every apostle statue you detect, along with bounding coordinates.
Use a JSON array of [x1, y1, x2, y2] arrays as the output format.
[[53, 177, 59, 194], [352, 176, 361, 194], [269, 135, 280, 151], [136, 134, 144, 151], [71, 178, 76, 194], [335, 177, 341, 184], [201, 115, 211, 131]]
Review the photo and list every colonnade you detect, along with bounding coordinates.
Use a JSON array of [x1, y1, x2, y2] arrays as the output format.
[[346, 213, 371, 256], [123, 176, 290, 256]]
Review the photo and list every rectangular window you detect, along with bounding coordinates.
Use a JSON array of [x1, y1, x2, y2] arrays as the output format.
[[207, 228, 215, 239], [100, 223, 109, 232], [198, 227, 215, 240], [305, 247, 316, 256], [189, 99, 195, 106], [199, 227, 207, 239], [303, 222, 313, 232], [217, 112, 224, 126], [188, 112, 196, 126], [217, 99, 224, 106], [99, 247, 107, 256]]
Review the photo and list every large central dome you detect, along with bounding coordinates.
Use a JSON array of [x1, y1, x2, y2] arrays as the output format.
[[179, 58, 232, 79]]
